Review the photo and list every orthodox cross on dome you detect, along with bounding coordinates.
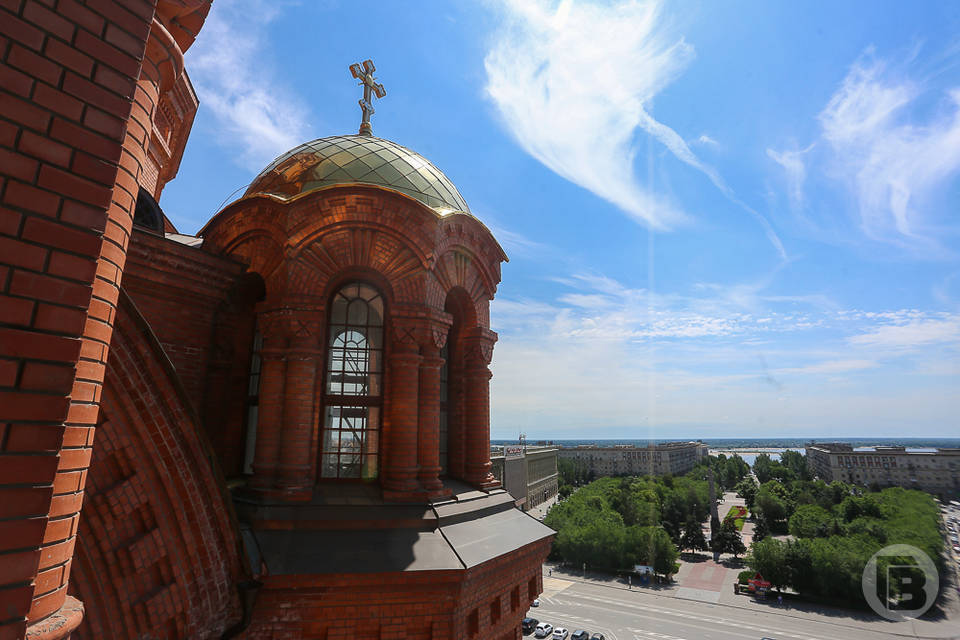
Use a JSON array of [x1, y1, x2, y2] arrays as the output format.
[[349, 59, 386, 136]]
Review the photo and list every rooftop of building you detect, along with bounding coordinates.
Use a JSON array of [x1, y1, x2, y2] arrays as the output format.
[[559, 441, 704, 451], [808, 442, 960, 455]]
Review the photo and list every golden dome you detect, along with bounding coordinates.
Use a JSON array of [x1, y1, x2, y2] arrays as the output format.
[[245, 135, 470, 214]]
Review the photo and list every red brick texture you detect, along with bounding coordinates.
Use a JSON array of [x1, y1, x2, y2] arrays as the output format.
[[0, 1, 212, 637], [242, 538, 551, 639], [67, 291, 244, 639], [200, 189, 509, 500]]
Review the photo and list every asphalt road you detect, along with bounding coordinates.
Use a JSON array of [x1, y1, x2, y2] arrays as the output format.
[[525, 579, 960, 640]]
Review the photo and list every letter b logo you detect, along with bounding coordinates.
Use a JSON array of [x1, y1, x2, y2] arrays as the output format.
[[863, 545, 938, 621]]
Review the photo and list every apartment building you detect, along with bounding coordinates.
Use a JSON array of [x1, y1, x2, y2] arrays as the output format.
[[557, 441, 709, 477], [806, 443, 960, 497], [491, 446, 559, 510]]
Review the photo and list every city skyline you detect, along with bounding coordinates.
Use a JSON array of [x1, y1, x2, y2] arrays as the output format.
[[159, 0, 960, 439]]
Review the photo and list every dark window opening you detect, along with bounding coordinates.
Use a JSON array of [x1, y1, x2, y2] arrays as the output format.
[[467, 609, 479, 636], [243, 328, 262, 474]]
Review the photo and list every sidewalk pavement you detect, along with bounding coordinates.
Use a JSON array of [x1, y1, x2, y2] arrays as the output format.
[[526, 493, 558, 521]]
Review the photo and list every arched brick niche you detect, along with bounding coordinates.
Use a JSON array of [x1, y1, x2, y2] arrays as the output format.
[[68, 291, 247, 639], [200, 187, 507, 500]]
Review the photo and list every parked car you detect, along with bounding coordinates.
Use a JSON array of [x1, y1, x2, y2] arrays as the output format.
[[571, 631, 590, 640], [522, 618, 539, 635], [532, 599, 540, 607], [590, 634, 605, 640], [552, 628, 569, 640], [534, 622, 553, 638]]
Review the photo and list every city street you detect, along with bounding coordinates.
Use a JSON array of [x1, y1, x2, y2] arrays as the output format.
[[528, 572, 960, 640]]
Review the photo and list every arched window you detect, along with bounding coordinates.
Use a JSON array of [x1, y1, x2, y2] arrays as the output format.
[[320, 282, 385, 479]]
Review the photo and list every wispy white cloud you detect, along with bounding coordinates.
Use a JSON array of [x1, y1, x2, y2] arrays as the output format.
[[766, 144, 813, 214], [785, 49, 960, 251], [694, 134, 719, 148], [490, 271, 960, 434], [775, 359, 878, 375], [848, 314, 960, 350], [484, 0, 692, 230], [185, 0, 310, 172], [484, 0, 786, 258]]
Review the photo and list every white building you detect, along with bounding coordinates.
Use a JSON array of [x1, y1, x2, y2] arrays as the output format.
[[806, 443, 960, 497], [557, 441, 709, 477]]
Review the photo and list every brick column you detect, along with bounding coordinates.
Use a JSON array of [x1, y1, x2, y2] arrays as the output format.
[[382, 319, 421, 499], [462, 328, 499, 489], [249, 311, 286, 489], [417, 316, 451, 496], [0, 3, 180, 638], [277, 309, 322, 499]]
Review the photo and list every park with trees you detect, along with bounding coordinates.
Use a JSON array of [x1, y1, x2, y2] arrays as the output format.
[[547, 449, 943, 610], [545, 454, 751, 578], [740, 453, 943, 607]]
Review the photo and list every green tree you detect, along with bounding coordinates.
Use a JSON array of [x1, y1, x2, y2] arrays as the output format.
[[753, 454, 774, 483], [780, 450, 812, 481], [711, 518, 746, 558], [746, 538, 790, 591], [755, 484, 787, 523], [650, 527, 680, 576], [752, 512, 770, 542], [788, 504, 834, 538], [734, 477, 758, 513], [679, 516, 708, 554]]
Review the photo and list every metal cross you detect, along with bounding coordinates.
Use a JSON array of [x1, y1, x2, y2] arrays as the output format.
[[349, 59, 386, 136]]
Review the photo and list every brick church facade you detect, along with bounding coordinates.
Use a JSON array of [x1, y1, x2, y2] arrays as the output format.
[[0, 2, 552, 639]]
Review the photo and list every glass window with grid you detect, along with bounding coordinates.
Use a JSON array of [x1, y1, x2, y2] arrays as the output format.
[[321, 283, 384, 479]]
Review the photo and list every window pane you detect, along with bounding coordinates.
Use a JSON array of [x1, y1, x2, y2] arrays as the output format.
[[321, 282, 385, 480]]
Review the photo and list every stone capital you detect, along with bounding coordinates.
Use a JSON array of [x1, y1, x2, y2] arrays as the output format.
[[462, 327, 497, 368], [257, 305, 324, 348]]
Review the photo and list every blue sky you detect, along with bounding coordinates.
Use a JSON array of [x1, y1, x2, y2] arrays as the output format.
[[160, 0, 960, 440]]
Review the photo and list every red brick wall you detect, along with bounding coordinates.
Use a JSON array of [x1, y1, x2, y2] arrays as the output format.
[[68, 291, 244, 639], [242, 537, 550, 640], [122, 229, 248, 419], [0, 1, 161, 637], [455, 538, 552, 640]]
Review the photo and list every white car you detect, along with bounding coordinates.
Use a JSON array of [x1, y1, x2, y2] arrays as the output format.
[[534, 623, 553, 638], [553, 628, 569, 639]]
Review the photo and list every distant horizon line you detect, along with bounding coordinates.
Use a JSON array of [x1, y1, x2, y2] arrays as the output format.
[[490, 436, 960, 441]]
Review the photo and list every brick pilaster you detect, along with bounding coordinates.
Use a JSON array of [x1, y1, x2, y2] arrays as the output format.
[[250, 311, 286, 489], [382, 318, 421, 498], [417, 314, 451, 496], [277, 313, 321, 498], [462, 328, 499, 489]]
